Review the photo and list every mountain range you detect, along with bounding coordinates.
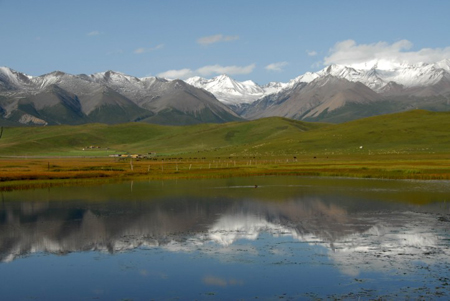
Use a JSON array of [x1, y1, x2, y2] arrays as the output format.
[[187, 60, 450, 122], [1, 60, 450, 126], [0, 67, 241, 126]]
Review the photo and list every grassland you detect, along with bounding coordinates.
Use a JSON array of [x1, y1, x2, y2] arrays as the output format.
[[1, 110, 449, 190]]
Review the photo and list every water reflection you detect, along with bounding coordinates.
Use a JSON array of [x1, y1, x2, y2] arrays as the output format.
[[1, 179, 450, 279], [0, 197, 359, 260], [1, 177, 450, 299]]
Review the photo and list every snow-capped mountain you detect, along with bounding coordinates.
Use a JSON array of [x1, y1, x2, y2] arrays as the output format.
[[185, 74, 286, 106], [241, 60, 450, 122], [2, 59, 450, 126], [181, 60, 450, 123], [0, 67, 241, 126], [313, 59, 450, 92], [0, 66, 35, 91], [261, 81, 289, 94], [183, 60, 450, 108], [242, 75, 381, 121]]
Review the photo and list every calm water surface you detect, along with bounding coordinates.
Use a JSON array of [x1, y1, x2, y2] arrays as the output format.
[[1, 176, 450, 300]]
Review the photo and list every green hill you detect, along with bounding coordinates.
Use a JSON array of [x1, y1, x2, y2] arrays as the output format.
[[296, 109, 450, 155], [0, 110, 449, 157]]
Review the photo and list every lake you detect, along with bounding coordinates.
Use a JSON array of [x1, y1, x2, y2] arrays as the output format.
[[1, 176, 450, 300]]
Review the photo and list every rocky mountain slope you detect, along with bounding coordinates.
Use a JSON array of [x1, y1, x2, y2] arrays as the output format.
[[243, 76, 381, 121], [189, 60, 450, 122], [0, 68, 241, 126], [2, 59, 450, 126]]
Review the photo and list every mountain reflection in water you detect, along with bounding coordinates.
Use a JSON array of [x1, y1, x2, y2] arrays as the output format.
[[1, 177, 450, 281]]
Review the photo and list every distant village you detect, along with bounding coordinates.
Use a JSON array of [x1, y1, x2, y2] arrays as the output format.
[[83, 146, 156, 159]]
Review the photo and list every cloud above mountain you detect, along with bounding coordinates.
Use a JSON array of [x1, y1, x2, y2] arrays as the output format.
[[265, 62, 288, 72], [158, 63, 255, 79], [324, 40, 450, 69], [157, 68, 193, 79], [197, 34, 239, 46]]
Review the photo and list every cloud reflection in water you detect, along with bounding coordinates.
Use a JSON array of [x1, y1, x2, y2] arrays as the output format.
[[1, 194, 449, 280]]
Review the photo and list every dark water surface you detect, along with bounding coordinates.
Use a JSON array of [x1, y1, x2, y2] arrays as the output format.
[[1, 176, 450, 300]]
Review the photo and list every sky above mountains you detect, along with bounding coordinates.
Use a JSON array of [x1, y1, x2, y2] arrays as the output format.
[[2, 0, 450, 84]]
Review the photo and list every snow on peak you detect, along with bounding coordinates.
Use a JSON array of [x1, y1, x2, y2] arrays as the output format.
[[214, 74, 232, 81], [0, 67, 20, 82], [434, 59, 450, 72], [185, 74, 280, 105], [185, 76, 209, 87], [90, 70, 141, 85], [309, 60, 450, 91], [182, 58, 450, 107], [283, 72, 320, 91], [0, 66, 14, 76], [0, 67, 34, 89], [2, 60, 449, 106]]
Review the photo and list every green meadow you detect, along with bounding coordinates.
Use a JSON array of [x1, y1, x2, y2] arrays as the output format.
[[1, 109, 449, 157], [0, 110, 449, 190]]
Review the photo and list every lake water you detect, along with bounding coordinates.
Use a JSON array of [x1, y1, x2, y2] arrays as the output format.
[[1, 176, 450, 300]]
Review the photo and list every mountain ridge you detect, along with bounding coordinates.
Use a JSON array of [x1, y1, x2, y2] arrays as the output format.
[[184, 59, 450, 105], [0, 67, 241, 126], [2, 59, 450, 126], [181, 59, 450, 122]]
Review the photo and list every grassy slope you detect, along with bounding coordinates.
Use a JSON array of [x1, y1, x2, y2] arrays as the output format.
[[0, 117, 324, 156], [0, 110, 449, 157], [296, 109, 450, 155]]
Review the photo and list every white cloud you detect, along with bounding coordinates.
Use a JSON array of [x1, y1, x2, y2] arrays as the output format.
[[197, 34, 239, 46], [134, 44, 164, 54], [197, 64, 255, 76], [87, 31, 101, 36], [265, 62, 288, 72], [157, 63, 255, 79], [324, 39, 450, 69], [307, 50, 317, 56], [134, 47, 146, 54], [157, 68, 194, 79]]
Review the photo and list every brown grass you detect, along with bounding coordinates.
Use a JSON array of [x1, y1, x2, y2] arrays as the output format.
[[1, 154, 450, 191]]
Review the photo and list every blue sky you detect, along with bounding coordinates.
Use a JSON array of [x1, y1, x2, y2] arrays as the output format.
[[1, 0, 450, 84]]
